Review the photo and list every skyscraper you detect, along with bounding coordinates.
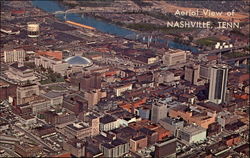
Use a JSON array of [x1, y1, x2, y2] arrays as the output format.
[[208, 64, 228, 104]]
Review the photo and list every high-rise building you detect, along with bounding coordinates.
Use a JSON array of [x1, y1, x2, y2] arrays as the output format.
[[163, 49, 186, 66], [184, 64, 200, 85], [151, 101, 168, 123], [208, 64, 228, 104], [4, 49, 25, 63]]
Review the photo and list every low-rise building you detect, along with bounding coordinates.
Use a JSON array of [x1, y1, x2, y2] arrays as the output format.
[[177, 124, 206, 144], [30, 96, 51, 114], [139, 128, 158, 146], [100, 139, 129, 157], [163, 49, 187, 66], [33, 125, 56, 138], [7, 62, 36, 82], [64, 122, 92, 139], [44, 110, 76, 125], [159, 117, 184, 136], [130, 135, 147, 152], [63, 94, 88, 115], [100, 115, 119, 132], [42, 92, 63, 107], [19, 114, 36, 126], [63, 139, 85, 157], [17, 84, 39, 105], [168, 105, 216, 129], [223, 134, 241, 146], [84, 89, 107, 107], [114, 84, 133, 97], [14, 142, 43, 157], [35, 54, 68, 75], [154, 137, 177, 158]]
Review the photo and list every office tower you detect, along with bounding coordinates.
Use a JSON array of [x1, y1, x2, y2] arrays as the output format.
[[184, 64, 200, 85], [151, 101, 168, 123], [208, 64, 228, 104]]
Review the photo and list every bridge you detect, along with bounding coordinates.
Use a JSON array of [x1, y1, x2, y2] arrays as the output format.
[[224, 55, 250, 66], [53, 7, 127, 16], [203, 45, 247, 55]]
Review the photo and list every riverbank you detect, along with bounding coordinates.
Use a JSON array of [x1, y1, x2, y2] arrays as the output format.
[[31, 0, 199, 53]]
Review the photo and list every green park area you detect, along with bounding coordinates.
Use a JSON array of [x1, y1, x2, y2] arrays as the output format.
[[126, 23, 194, 34], [195, 37, 221, 47], [40, 69, 64, 85]]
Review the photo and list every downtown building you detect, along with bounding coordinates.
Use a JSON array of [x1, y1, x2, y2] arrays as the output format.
[[208, 64, 228, 104], [163, 49, 187, 66], [151, 101, 168, 123], [4, 48, 25, 63]]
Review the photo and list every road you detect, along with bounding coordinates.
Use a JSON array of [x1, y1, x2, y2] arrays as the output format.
[[13, 125, 56, 153], [0, 145, 21, 157]]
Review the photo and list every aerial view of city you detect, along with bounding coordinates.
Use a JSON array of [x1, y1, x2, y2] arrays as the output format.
[[0, 0, 249, 157]]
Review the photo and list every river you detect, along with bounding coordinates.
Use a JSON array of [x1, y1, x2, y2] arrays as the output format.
[[31, 0, 199, 53]]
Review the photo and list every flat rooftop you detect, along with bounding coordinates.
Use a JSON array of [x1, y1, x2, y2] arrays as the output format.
[[181, 124, 206, 135], [67, 122, 90, 130]]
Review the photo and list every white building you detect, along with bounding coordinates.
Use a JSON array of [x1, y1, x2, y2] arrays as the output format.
[[209, 64, 228, 104], [163, 49, 187, 66], [100, 115, 119, 132], [4, 49, 25, 63], [177, 124, 206, 144], [114, 84, 132, 97], [35, 55, 69, 75]]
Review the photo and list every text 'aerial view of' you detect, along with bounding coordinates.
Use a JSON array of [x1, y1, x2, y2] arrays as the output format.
[[0, 0, 249, 157]]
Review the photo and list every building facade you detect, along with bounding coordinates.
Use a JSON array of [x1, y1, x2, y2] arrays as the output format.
[[114, 84, 133, 97], [100, 115, 119, 132], [177, 125, 206, 144], [16, 84, 39, 105], [64, 122, 92, 139], [130, 135, 147, 152], [209, 64, 228, 104], [185, 64, 200, 85], [35, 55, 68, 75], [154, 137, 177, 158], [4, 49, 25, 63], [163, 49, 186, 66], [100, 139, 129, 157], [151, 101, 168, 123]]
